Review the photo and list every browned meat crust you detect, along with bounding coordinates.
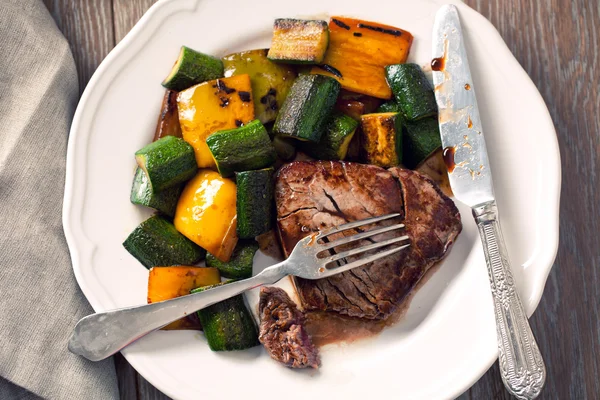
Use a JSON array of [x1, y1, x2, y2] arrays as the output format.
[[275, 161, 461, 320], [258, 286, 319, 369]]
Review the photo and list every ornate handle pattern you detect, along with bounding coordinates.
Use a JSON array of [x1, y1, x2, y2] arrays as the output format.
[[473, 201, 546, 399]]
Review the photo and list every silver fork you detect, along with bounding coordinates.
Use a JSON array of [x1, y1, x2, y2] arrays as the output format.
[[68, 213, 409, 361]]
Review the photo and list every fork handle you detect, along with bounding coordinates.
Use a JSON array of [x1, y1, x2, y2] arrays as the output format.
[[68, 264, 285, 362], [473, 201, 546, 399]]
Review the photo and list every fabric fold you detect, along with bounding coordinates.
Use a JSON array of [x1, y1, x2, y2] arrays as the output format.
[[0, 1, 118, 399]]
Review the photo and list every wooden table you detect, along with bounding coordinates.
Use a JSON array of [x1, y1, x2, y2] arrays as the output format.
[[43, 0, 599, 398]]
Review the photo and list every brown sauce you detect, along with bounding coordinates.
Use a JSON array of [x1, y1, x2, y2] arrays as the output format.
[[443, 146, 457, 173], [467, 116, 473, 129], [305, 262, 443, 347], [431, 57, 445, 72], [464, 83, 471, 90]]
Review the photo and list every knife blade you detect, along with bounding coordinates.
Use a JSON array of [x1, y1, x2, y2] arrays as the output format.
[[431, 4, 493, 208], [432, 5, 546, 400]]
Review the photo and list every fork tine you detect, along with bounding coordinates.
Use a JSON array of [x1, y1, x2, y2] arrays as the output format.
[[320, 223, 405, 251], [318, 213, 401, 238], [323, 235, 410, 264], [320, 243, 410, 278]]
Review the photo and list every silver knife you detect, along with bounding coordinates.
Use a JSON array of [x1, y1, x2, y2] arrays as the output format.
[[432, 5, 546, 399]]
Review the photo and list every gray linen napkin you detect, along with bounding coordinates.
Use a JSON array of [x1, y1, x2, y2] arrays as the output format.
[[0, 1, 118, 399]]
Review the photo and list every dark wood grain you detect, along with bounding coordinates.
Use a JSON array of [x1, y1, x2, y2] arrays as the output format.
[[45, 0, 599, 398]]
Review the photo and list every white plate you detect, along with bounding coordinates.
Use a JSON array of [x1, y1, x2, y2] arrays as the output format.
[[63, 0, 560, 399]]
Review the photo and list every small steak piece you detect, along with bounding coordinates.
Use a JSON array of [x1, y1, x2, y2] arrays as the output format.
[[258, 286, 319, 369], [275, 161, 461, 320]]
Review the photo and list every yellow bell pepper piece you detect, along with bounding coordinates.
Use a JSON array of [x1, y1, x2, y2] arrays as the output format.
[[174, 170, 238, 262], [177, 74, 255, 168]]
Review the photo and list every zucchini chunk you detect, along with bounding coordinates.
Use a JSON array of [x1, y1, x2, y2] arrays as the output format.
[[236, 168, 274, 239], [192, 285, 259, 351], [206, 240, 259, 279], [162, 46, 224, 91], [299, 111, 358, 160], [385, 63, 437, 120], [206, 119, 276, 178], [273, 136, 297, 161], [311, 16, 413, 99], [174, 170, 238, 262], [178, 74, 255, 168], [402, 116, 442, 169], [135, 136, 197, 192], [415, 148, 453, 197], [273, 74, 340, 142], [360, 112, 403, 167], [377, 101, 402, 114], [153, 90, 182, 141], [123, 215, 206, 269], [147, 266, 220, 330], [222, 49, 297, 124], [130, 167, 182, 218], [267, 19, 329, 64]]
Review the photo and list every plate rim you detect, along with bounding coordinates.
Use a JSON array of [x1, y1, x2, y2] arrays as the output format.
[[62, 0, 561, 398]]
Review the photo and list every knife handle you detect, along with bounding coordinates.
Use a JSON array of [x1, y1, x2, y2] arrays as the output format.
[[473, 201, 546, 400]]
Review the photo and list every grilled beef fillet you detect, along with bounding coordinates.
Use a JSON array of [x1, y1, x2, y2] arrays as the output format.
[[275, 161, 461, 320], [258, 286, 319, 369]]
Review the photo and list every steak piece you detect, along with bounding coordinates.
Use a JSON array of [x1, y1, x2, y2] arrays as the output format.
[[275, 161, 461, 320], [258, 286, 319, 369]]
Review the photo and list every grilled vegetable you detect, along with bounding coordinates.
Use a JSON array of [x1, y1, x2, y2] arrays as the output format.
[[236, 168, 274, 239], [311, 16, 413, 99], [206, 119, 276, 178], [192, 285, 259, 351], [153, 90, 182, 141], [147, 266, 220, 330], [273, 136, 297, 161], [222, 49, 296, 124], [267, 19, 329, 64], [377, 101, 402, 114], [130, 167, 182, 218], [273, 74, 340, 142], [299, 111, 358, 160], [162, 46, 224, 91], [178, 74, 255, 168], [402, 116, 442, 169], [415, 148, 453, 197], [135, 136, 197, 192], [206, 240, 258, 279], [360, 112, 403, 167], [174, 170, 238, 262], [385, 63, 437, 120], [336, 100, 366, 120], [123, 215, 206, 269]]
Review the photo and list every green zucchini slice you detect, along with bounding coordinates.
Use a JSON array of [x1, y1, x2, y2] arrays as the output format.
[[205, 119, 276, 178], [192, 285, 259, 351], [236, 168, 274, 239], [267, 19, 329, 64], [376, 101, 402, 114], [300, 111, 358, 160], [206, 240, 259, 279], [273, 74, 340, 142], [385, 63, 437, 121], [135, 136, 197, 192], [130, 167, 182, 218], [402, 117, 442, 169], [161, 46, 224, 91], [123, 215, 206, 269], [360, 112, 403, 168]]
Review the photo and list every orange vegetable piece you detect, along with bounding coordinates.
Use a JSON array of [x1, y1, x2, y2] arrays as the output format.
[[147, 266, 221, 330], [311, 17, 413, 99]]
